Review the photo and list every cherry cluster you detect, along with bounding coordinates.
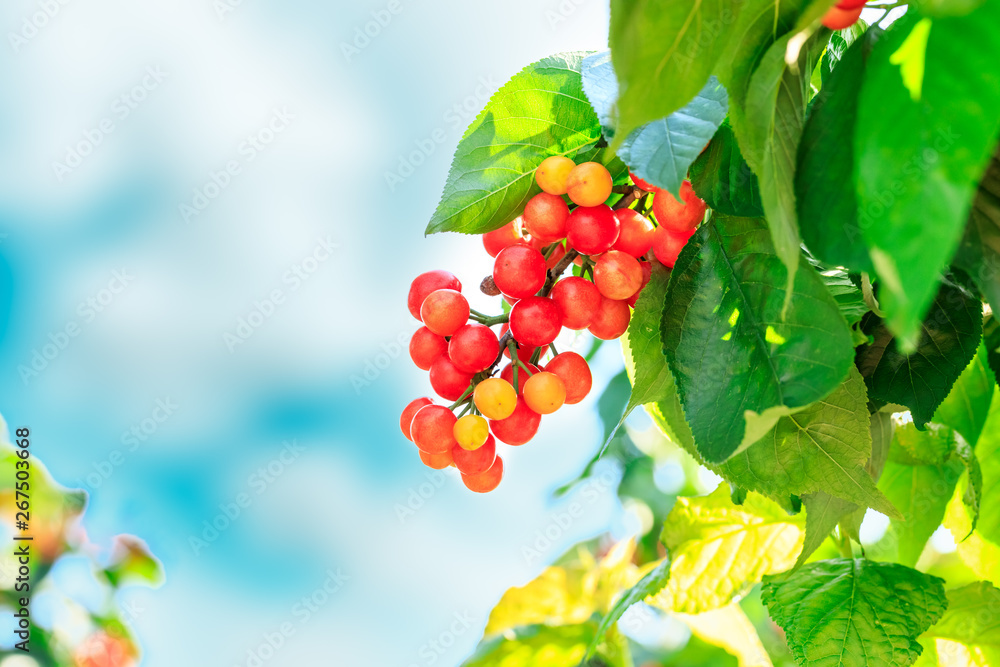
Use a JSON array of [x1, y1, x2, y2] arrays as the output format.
[[401, 157, 707, 493]]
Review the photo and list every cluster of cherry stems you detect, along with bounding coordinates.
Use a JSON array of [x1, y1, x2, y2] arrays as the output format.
[[400, 157, 707, 493]]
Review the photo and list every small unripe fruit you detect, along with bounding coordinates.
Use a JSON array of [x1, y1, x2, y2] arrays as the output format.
[[652, 180, 706, 234], [545, 352, 592, 404], [409, 327, 448, 370], [400, 397, 434, 441], [535, 156, 576, 195], [408, 270, 461, 320], [550, 276, 601, 330], [493, 245, 547, 299], [566, 205, 619, 255], [509, 296, 563, 348], [448, 323, 500, 373], [462, 455, 504, 493], [594, 250, 643, 300], [523, 193, 570, 242], [566, 162, 613, 207], [410, 404, 458, 454], [489, 397, 541, 446], [454, 414, 490, 451], [452, 434, 497, 475], [429, 355, 475, 401], [523, 371, 566, 415], [612, 209, 656, 258], [420, 289, 470, 336], [474, 378, 518, 420], [588, 296, 631, 340]]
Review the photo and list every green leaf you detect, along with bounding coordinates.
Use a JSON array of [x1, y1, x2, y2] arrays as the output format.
[[580, 51, 728, 197], [689, 121, 765, 217], [762, 559, 948, 667], [818, 20, 870, 86], [933, 341, 995, 448], [855, 7, 1000, 348], [585, 557, 671, 660], [743, 30, 827, 299], [856, 279, 983, 429], [920, 581, 1000, 663], [677, 604, 774, 667], [972, 394, 1000, 549], [797, 28, 878, 273], [817, 265, 870, 332], [623, 264, 674, 415], [987, 317, 1000, 388], [426, 52, 623, 235], [648, 486, 805, 614], [800, 493, 857, 564], [662, 214, 855, 462], [486, 540, 639, 636], [717, 367, 900, 518], [618, 79, 728, 197], [462, 624, 622, 667], [608, 0, 808, 150], [954, 147, 1000, 316], [879, 421, 965, 567]]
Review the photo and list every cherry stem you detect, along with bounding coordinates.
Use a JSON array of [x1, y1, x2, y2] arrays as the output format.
[[448, 383, 475, 411], [457, 402, 473, 419], [470, 310, 509, 327], [509, 340, 520, 390]]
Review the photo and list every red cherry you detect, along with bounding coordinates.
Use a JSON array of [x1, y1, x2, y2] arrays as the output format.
[[626, 261, 653, 308], [588, 296, 631, 340], [652, 180, 706, 235], [594, 250, 643, 300], [493, 245, 547, 299], [462, 455, 504, 492], [500, 360, 541, 394], [452, 434, 497, 475], [420, 289, 470, 336], [566, 205, 620, 255], [822, 4, 864, 28], [419, 449, 454, 469], [500, 323, 548, 361], [448, 323, 501, 373], [410, 405, 458, 454], [400, 397, 433, 441], [409, 327, 448, 370], [612, 209, 656, 258], [549, 276, 601, 330], [629, 171, 656, 191], [483, 219, 526, 258], [545, 352, 592, 404], [523, 193, 570, 242], [408, 270, 461, 320], [509, 296, 563, 347], [489, 397, 541, 446], [651, 226, 695, 268], [836, 0, 867, 6], [429, 355, 474, 401]]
